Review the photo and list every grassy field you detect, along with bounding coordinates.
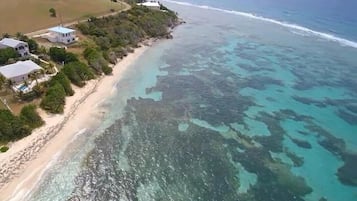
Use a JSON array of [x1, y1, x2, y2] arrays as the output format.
[[0, 0, 127, 34]]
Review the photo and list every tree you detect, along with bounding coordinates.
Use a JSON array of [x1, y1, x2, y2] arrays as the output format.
[[15, 32, 24, 39], [27, 39, 39, 53], [0, 74, 5, 90], [49, 8, 57, 17], [49, 47, 78, 64], [40, 82, 66, 113], [62, 61, 95, 87], [0, 47, 19, 65], [83, 48, 110, 74], [20, 105, 44, 129], [1, 33, 10, 38], [102, 66, 113, 75], [0, 109, 31, 142], [15, 34, 39, 53], [49, 71, 74, 96]]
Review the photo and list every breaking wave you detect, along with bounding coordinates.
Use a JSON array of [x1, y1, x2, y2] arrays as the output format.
[[164, 0, 357, 49]]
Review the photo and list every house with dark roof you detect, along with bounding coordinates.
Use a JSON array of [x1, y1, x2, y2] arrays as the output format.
[[0, 38, 30, 57]]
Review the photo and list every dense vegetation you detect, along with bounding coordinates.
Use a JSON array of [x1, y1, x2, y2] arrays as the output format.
[[0, 105, 43, 143], [40, 82, 66, 113], [62, 61, 95, 87], [1, 5, 179, 145], [49, 47, 79, 64], [0, 109, 30, 143], [83, 48, 112, 75], [0, 47, 19, 65], [49, 71, 75, 96], [40, 60, 94, 113], [77, 6, 178, 63], [20, 104, 44, 129]]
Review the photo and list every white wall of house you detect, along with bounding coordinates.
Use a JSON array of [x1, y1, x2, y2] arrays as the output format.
[[0, 41, 30, 57], [50, 31, 76, 44], [8, 73, 31, 84], [2, 71, 40, 84], [14, 43, 30, 57]]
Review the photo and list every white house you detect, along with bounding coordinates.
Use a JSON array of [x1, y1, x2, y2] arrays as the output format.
[[45, 26, 76, 44], [137, 1, 161, 10], [0, 60, 42, 84], [0, 38, 30, 57]]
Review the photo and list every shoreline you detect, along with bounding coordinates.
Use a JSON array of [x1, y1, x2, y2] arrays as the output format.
[[0, 41, 153, 201]]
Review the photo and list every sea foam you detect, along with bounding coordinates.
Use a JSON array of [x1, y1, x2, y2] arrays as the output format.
[[164, 0, 357, 49]]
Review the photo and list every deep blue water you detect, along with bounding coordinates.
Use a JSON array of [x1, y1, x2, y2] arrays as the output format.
[[178, 0, 357, 41], [25, 1, 357, 201]]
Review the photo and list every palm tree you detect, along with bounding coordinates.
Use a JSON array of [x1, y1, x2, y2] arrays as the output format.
[[2, 33, 11, 38], [5, 79, 13, 94], [15, 32, 23, 39], [29, 72, 39, 86], [0, 75, 5, 90]]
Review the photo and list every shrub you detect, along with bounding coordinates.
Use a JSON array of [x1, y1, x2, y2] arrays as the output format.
[[49, 72, 75, 96], [49, 8, 56, 17], [17, 34, 39, 53], [83, 48, 109, 74], [20, 105, 44, 129], [0, 146, 9, 153], [62, 61, 95, 87], [0, 48, 19, 65], [49, 47, 78, 64], [40, 82, 66, 113], [102, 65, 113, 75], [0, 109, 31, 142]]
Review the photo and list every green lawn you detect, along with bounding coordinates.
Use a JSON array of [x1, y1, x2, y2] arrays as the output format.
[[0, 0, 127, 34]]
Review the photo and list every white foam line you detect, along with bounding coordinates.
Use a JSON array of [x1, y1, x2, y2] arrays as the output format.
[[70, 128, 87, 143], [164, 0, 357, 49], [9, 151, 62, 201], [8, 128, 87, 201]]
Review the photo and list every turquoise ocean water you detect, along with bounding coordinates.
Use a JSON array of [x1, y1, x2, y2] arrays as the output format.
[[26, 1, 357, 201]]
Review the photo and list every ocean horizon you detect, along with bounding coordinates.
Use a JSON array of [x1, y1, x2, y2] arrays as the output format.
[[25, 0, 357, 201]]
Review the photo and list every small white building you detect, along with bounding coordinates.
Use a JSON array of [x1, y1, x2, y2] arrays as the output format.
[[137, 1, 161, 10], [0, 60, 42, 84], [46, 26, 76, 44], [0, 38, 30, 57]]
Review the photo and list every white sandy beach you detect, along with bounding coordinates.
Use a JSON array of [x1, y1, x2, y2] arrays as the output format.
[[0, 43, 151, 201]]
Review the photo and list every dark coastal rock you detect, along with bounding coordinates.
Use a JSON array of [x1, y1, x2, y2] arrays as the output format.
[[165, 33, 173, 39], [337, 153, 357, 186]]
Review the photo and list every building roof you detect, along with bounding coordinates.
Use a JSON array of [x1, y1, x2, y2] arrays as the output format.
[[138, 1, 160, 7], [0, 38, 27, 48], [48, 26, 75, 34], [0, 60, 42, 79]]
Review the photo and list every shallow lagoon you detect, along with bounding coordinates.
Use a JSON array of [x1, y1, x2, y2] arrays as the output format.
[[29, 2, 357, 201]]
